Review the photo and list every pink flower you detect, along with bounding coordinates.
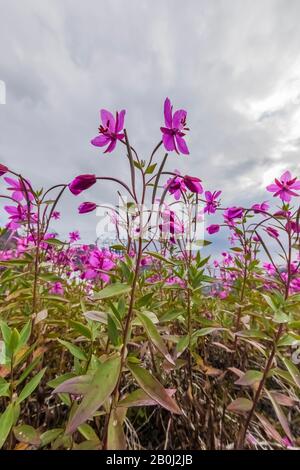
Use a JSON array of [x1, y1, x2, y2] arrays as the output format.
[[206, 224, 220, 234], [4, 204, 30, 229], [223, 207, 244, 224], [85, 248, 115, 282], [282, 436, 292, 448], [160, 98, 189, 155], [4, 177, 33, 202], [69, 231, 80, 243], [69, 174, 96, 195], [266, 170, 300, 202], [52, 211, 60, 220], [50, 282, 64, 296], [251, 201, 269, 214], [285, 220, 300, 234], [265, 226, 279, 238], [183, 175, 203, 194], [263, 263, 276, 276], [204, 191, 222, 214], [165, 171, 186, 200], [91, 109, 126, 153], [141, 256, 152, 266], [78, 202, 97, 214], [274, 209, 291, 218], [159, 209, 184, 244], [0, 164, 8, 176]]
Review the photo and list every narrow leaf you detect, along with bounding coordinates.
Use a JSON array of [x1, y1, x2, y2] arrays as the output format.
[[128, 363, 181, 414]]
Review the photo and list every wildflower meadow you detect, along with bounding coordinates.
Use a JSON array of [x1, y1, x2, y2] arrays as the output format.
[[0, 98, 300, 451]]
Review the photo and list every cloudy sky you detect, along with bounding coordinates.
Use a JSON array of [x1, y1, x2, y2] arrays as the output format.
[[0, 0, 300, 247]]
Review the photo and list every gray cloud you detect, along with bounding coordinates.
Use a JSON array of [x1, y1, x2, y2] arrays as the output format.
[[0, 0, 300, 248]]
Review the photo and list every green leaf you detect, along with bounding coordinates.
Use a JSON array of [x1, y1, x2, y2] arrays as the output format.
[[0, 321, 11, 344], [17, 368, 46, 404], [176, 335, 189, 358], [144, 251, 177, 266], [9, 328, 20, 355], [69, 320, 91, 339], [42, 295, 69, 303], [94, 283, 131, 300], [13, 424, 41, 445], [278, 354, 300, 390], [118, 388, 175, 408], [40, 428, 63, 447], [227, 398, 253, 413], [110, 244, 126, 251], [128, 363, 181, 414], [107, 314, 120, 347], [0, 403, 15, 449], [44, 238, 67, 246], [273, 310, 290, 324], [18, 321, 32, 350], [84, 311, 108, 324], [78, 423, 100, 442], [52, 375, 92, 395], [0, 378, 9, 397], [160, 310, 184, 323], [66, 355, 121, 434], [262, 294, 278, 312], [235, 370, 263, 386], [58, 339, 87, 361], [137, 311, 175, 365], [265, 389, 294, 443], [107, 409, 126, 450], [145, 163, 157, 175], [192, 327, 225, 339]]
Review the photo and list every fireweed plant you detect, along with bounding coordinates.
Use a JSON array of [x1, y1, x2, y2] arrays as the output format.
[[0, 100, 299, 450]]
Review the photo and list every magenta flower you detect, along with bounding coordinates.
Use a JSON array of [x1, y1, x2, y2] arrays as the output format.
[[206, 224, 220, 234], [263, 263, 276, 276], [274, 209, 291, 218], [69, 231, 80, 243], [91, 109, 126, 153], [4, 177, 33, 202], [52, 211, 60, 220], [204, 190, 222, 214], [69, 174, 96, 195], [285, 220, 300, 234], [265, 226, 279, 238], [85, 248, 115, 282], [4, 204, 30, 229], [50, 282, 64, 296], [0, 164, 8, 176], [160, 98, 189, 155], [266, 170, 300, 202], [165, 171, 186, 200], [223, 207, 244, 224], [251, 201, 269, 214], [183, 175, 203, 194], [159, 209, 184, 244], [78, 202, 97, 214]]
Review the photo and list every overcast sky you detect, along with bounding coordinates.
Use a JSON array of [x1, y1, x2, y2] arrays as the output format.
[[0, 0, 300, 247]]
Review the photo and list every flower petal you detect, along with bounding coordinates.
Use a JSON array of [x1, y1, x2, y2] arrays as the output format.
[[162, 133, 175, 152], [173, 110, 187, 129], [91, 135, 110, 147], [12, 190, 23, 202], [290, 181, 300, 190], [164, 98, 172, 128], [104, 139, 117, 153], [280, 171, 291, 183], [116, 110, 126, 132], [175, 135, 189, 155], [266, 183, 278, 192], [100, 109, 115, 131]]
